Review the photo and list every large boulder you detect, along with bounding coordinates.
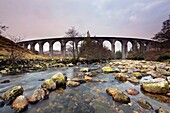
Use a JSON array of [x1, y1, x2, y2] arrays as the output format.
[[115, 73, 127, 82], [41, 79, 56, 90], [141, 78, 169, 94], [29, 88, 49, 103], [106, 88, 130, 104], [102, 66, 113, 73], [51, 72, 67, 85], [1, 86, 24, 103], [12, 95, 28, 112], [67, 81, 80, 87]]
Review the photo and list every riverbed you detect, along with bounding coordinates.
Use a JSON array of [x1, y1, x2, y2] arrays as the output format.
[[0, 63, 170, 113]]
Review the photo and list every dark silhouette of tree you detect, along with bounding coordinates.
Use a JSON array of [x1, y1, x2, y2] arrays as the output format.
[[152, 15, 170, 48]]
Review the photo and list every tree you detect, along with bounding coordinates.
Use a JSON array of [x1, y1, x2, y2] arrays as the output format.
[[65, 27, 80, 61], [79, 31, 113, 60], [0, 23, 8, 35], [6, 35, 25, 63], [152, 15, 170, 48]]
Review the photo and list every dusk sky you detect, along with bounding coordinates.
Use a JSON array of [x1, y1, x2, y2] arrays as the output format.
[[0, 0, 170, 41]]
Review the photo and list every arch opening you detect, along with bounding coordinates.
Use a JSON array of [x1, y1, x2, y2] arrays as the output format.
[[103, 40, 111, 51], [115, 41, 122, 59], [43, 42, 49, 55]]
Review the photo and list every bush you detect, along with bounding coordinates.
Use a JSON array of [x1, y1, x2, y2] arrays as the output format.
[[127, 51, 144, 60], [156, 54, 170, 62]]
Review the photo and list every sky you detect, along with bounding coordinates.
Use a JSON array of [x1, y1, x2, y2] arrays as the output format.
[[0, 0, 170, 51]]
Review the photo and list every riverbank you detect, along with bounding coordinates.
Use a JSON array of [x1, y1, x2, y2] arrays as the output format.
[[0, 60, 170, 113], [0, 58, 106, 76]]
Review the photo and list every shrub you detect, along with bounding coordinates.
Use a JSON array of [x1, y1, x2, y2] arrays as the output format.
[[156, 54, 170, 62], [127, 51, 144, 60]]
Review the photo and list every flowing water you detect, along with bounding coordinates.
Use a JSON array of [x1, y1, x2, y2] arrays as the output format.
[[0, 64, 170, 113]]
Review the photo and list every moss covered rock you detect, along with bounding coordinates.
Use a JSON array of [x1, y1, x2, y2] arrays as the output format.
[[141, 78, 169, 94], [80, 68, 89, 72], [106, 88, 130, 104], [41, 79, 56, 90], [102, 66, 113, 73], [67, 81, 80, 87], [132, 72, 142, 79], [1, 86, 24, 103], [51, 72, 67, 85], [115, 73, 127, 81], [29, 88, 49, 103]]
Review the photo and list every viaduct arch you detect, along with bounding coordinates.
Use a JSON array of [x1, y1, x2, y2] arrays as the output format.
[[18, 37, 158, 59]]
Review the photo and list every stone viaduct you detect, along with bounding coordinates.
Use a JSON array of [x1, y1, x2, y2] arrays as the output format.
[[18, 37, 157, 59]]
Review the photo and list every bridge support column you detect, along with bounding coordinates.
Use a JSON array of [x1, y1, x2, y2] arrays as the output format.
[[30, 43, 35, 52], [132, 41, 137, 52], [139, 41, 145, 52], [49, 41, 54, 56], [39, 42, 44, 54], [61, 42, 66, 57], [122, 40, 128, 59], [146, 42, 151, 51], [111, 39, 116, 59]]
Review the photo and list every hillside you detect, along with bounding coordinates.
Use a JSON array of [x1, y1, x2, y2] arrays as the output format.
[[0, 35, 48, 59]]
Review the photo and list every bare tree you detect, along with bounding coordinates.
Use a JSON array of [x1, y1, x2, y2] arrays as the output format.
[[6, 35, 25, 63], [0, 23, 8, 35], [65, 27, 80, 61]]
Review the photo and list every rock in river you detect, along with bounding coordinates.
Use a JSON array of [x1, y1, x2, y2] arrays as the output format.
[[51, 72, 67, 85], [137, 99, 153, 110], [80, 68, 89, 72], [102, 66, 113, 73], [1, 86, 24, 104], [67, 80, 80, 87], [141, 78, 169, 94], [115, 73, 127, 81], [0, 99, 4, 107], [125, 88, 139, 95], [106, 88, 130, 104], [132, 72, 142, 79], [12, 95, 28, 112], [29, 88, 49, 103], [41, 79, 56, 90]]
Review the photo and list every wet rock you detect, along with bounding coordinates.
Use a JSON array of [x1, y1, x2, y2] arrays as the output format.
[[137, 99, 153, 110], [80, 68, 89, 72], [0, 80, 10, 83], [113, 67, 120, 73], [115, 73, 127, 81], [166, 76, 170, 84], [85, 71, 98, 77], [67, 63, 74, 67], [113, 92, 130, 104], [1, 86, 24, 104], [0, 99, 4, 107], [84, 75, 92, 81], [125, 88, 139, 95], [51, 72, 67, 85], [38, 79, 45, 81], [106, 88, 130, 104], [132, 72, 142, 79], [141, 78, 169, 94], [67, 81, 80, 87], [132, 111, 138, 113], [102, 66, 113, 73], [12, 95, 28, 112], [41, 79, 56, 90], [155, 107, 168, 113], [29, 88, 49, 103], [71, 78, 86, 84], [127, 77, 139, 84]]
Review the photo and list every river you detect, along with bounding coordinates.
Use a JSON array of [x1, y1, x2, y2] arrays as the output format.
[[0, 63, 170, 113]]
